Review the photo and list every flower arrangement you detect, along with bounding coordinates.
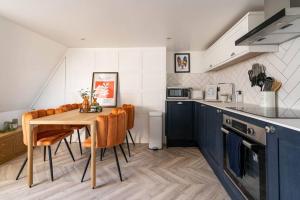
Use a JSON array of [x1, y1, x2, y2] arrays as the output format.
[[79, 88, 91, 99]]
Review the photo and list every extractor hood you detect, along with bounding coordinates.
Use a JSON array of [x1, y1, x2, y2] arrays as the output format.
[[236, 0, 300, 46]]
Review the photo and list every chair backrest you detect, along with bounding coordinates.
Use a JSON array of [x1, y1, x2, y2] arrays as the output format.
[[71, 103, 80, 110], [122, 104, 135, 130], [60, 104, 73, 112], [22, 109, 59, 146], [96, 108, 127, 148]]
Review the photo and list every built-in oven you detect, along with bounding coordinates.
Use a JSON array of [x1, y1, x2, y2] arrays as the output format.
[[166, 87, 192, 99], [221, 114, 266, 200]]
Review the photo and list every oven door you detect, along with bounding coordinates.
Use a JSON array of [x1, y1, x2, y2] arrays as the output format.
[[221, 127, 266, 200]]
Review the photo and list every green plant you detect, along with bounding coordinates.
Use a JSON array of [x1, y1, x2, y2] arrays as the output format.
[[79, 88, 91, 99]]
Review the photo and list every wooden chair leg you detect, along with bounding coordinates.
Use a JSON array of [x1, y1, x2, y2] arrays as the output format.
[[113, 147, 123, 182], [64, 138, 75, 162], [128, 130, 135, 146], [81, 154, 91, 182], [119, 144, 128, 163], [16, 157, 28, 180], [54, 140, 62, 155], [77, 130, 83, 155], [43, 146, 47, 161], [125, 135, 131, 157], [48, 146, 54, 181]]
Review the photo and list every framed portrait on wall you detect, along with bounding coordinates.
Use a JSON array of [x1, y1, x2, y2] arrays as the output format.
[[174, 53, 190, 73], [91, 72, 118, 107]]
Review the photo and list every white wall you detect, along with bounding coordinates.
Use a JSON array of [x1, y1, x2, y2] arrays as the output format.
[[0, 15, 66, 127], [33, 47, 166, 143]]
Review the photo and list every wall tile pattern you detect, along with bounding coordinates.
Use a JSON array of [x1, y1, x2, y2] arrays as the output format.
[[167, 38, 300, 109]]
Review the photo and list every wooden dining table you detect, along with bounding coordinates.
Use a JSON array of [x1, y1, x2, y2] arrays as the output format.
[[27, 108, 112, 189]]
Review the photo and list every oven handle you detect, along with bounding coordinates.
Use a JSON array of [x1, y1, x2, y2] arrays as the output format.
[[221, 127, 254, 149]]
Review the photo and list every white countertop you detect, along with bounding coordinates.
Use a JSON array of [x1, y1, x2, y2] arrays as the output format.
[[166, 99, 300, 132]]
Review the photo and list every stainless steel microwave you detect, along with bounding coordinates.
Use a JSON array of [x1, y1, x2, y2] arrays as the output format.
[[166, 87, 192, 99]]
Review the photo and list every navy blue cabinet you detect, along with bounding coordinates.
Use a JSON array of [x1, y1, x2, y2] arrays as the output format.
[[166, 101, 195, 147], [266, 125, 300, 200], [194, 102, 207, 149], [205, 106, 223, 166], [199, 104, 207, 149], [277, 126, 300, 200]]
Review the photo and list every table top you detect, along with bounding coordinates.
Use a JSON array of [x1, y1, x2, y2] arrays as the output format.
[[30, 108, 113, 125]]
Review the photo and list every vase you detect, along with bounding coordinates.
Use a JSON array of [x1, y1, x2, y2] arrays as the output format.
[[82, 96, 90, 112]]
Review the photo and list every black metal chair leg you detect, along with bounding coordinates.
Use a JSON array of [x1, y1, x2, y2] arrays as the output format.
[[128, 130, 135, 146], [102, 148, 107, 157], [85, 126, 90, 137], [100, 148, 103, 161], [48, 146, 54, 181], [69, 134, 72, 144], [81, 154, 91, 182], [113, 147, 123, 182], [64, 138, 75, 162], [16, 157, 28, 180], [77, 130, 83, 155], [125, 135, 131, 157], [54, 140, 62, 155], [119, 144, 128, 163], [43, 146, 46, 161]]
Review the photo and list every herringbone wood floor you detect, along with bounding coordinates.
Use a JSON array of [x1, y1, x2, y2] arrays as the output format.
[[0, 144, 229, 200]]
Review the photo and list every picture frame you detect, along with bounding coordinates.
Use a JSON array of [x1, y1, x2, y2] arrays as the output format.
[[174, 53, 190, 73], [91, 72, 118, 107]]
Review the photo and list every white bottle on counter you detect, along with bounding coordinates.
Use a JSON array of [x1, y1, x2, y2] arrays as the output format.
[[235, 90, 244, 105]]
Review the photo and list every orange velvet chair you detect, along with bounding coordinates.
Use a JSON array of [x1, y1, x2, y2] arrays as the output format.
[[54, 103, 90, 155], [81, 108, 128, 182], [16, 109, 75, 181], [122, 104, 135, 157]]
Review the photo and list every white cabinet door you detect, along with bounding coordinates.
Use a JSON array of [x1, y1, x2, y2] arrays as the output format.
[[204, 12, 276, 72]]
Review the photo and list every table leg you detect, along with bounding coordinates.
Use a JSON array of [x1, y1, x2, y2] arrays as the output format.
[[27, 124, 33, 187], [90, 121, 96, 189]]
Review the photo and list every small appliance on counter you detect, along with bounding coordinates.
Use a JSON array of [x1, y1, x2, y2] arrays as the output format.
[[218, 83, 234, 102], [166, 87, 192, 99], [191, 89, 203, 100], [204, 84, 218, 101]]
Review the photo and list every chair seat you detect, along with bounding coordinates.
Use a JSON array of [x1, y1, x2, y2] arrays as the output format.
[[83, 137, 105, 148], [83, 137, 92, 148], [36, 129, 73, 146]]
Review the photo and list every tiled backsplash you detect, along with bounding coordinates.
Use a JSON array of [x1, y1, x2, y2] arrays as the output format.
[[167, 37, 300, 109]]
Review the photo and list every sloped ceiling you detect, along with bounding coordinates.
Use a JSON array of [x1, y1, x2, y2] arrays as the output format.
[[0, 16, 66, 112], [0, 0, 263, 51]]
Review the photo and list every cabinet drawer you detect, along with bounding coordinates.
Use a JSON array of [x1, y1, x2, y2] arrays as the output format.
[[0, 136, 15, 164], [14, 133, 26, 154]]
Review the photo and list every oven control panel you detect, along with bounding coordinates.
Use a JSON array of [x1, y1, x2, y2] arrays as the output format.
[[222, 114, 266, 145]]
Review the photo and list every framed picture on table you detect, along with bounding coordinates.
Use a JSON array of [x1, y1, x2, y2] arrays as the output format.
[[91, 72, 118, 107], [174, 53, 190, 73]]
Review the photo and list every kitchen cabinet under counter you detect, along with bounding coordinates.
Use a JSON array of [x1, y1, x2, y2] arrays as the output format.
[[266, 124, 300, 200], [165, 101, 195, 147]]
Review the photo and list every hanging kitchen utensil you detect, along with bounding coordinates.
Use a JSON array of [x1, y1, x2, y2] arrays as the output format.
[[248, 70, 254, 86], [263, 77, 274, 91], [272, 80, 282, 92]]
